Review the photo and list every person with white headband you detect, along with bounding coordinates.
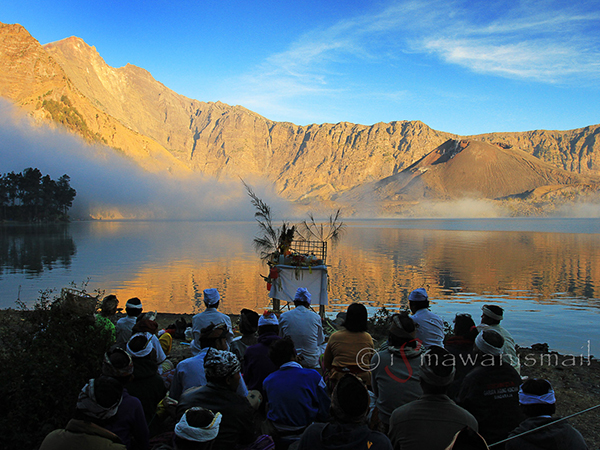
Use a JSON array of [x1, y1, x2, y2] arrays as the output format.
[[39, 377, 126, 449], [172, 407, 222, 450], [477, 304, 520, 374], [457, 330, 524, 448], [506, 378, 588, 450], [115, 297, 144, 349]]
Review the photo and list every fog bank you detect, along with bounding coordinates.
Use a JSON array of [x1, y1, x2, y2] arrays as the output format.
[[0, 100, 291, 221]]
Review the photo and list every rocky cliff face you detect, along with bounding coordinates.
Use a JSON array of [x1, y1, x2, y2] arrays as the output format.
[[2, 22, 600, 207], [42, 34, 456, 200]]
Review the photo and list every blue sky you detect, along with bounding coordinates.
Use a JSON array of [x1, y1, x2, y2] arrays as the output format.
[[3, 0, 600, 135]]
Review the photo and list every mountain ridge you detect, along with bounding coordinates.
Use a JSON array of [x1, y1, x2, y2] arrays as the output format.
[[2, 21, 600, 213]]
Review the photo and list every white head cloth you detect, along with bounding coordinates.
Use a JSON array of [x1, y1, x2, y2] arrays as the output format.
[[259, 311, 279, 326], [519, 387, 556, 405], [204, 288, 220, 306], [482, 305, 503, 321], [175, 408, 222, 442], [125, 299, 143, 309], [127, 332, 153, 358], [475, 331, 503, 356]]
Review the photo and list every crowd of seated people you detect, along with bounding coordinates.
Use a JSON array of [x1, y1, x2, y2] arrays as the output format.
[[39, 287, 589, 450]]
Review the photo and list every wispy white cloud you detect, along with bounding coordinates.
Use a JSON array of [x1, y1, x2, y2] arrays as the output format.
[[419, 1, 600, 82], [226, 0, 600, 122]]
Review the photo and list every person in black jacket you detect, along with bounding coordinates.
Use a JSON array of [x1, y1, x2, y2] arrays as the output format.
[[456, 330, 524, 449], [297, 374, 392, 450], [505, 378, 588, 450]]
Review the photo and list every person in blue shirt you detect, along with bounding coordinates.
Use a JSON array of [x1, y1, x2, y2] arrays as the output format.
[[262, 336, 330, 442]]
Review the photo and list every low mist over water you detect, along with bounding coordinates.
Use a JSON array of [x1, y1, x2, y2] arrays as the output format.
[[1, 219, 599, 355]]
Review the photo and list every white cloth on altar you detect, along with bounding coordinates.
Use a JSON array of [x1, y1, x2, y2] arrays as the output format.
[[268, 265, 328, 306]]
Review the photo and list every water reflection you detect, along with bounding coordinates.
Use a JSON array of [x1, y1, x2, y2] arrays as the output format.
[[1, 219, 600, 354], [0, 224, 76, 275]]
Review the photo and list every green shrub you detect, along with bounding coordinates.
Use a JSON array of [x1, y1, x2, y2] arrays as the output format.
[[0, 285, 113, 449]]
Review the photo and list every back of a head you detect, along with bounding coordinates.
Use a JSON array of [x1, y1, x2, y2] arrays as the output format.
[[420, 346, 455, 393], [269, 336, 296, 367], [102, 347, 134, 382], [239, 309, 260, 335], [408, 288, 429, 311], [128, 334, 149, 353], [93, 376, 124, 408], [331, 374, 370, 423], [453, 314, 477, 340], [100, 295, 119, 316], [481, 304, 503, 324], [343, 303, 368, 332], [175, 407, 221, 450], [199, 323, 229, 349], [293, 287, 311, 307], [475, 329, 504, 355], [76, 376, 123, 424], [203, 349, 241, 383], [519, 378, 556, 417], [258, 311, 279, 335], [125, 297, 143, 317], [388, 311, 417, 347]]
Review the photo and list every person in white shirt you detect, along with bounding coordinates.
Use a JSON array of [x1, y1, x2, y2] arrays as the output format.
[[190, 289, 233, 355], [115, 297, 143, 349], [279, 287, 324, 369], [408, 288, 445, 348]]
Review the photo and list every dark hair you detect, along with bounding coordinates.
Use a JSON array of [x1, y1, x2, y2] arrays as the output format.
[[481, 329, 504, 349], [332, 374, 369, 422], [93, 376, 123, 409], [420, 345, 455, 394], [175, 414, 216, 450], [174, 407, 218, 445], [239, 309, 260, 335], [75, 376, 123, 425], [199, 323, 228, 349], [343, 303, 368, 332], [482, 305, 503, 325], [388, 312, 417, 348], [100, 295, 119, 316], [269, 337, 296, 367], [128, 334, 149, 353], [454, 314, 477, 340], [258, 324, 280, 336], [520, 378, 556, 417]]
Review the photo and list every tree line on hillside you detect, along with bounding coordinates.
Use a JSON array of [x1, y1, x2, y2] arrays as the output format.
[[0, 168, 77, 222]]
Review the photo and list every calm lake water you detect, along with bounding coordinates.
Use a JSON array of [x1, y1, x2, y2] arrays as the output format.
[[2, 218, 599, 355]]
